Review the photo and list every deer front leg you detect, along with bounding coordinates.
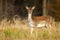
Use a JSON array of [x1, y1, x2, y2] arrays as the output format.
[[30, 27, 34, 34]]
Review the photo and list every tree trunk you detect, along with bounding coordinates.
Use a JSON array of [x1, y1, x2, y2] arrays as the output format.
[[43, 0, 47, 16]]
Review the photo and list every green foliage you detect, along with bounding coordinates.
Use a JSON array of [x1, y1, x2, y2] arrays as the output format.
[[4, 30, 12, 37]]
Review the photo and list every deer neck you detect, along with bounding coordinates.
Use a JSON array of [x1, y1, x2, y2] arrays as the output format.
[[28, 12, 35, 27], [28, 13, 33, 21]]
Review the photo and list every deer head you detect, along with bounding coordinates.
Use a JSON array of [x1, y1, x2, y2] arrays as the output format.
[[25, 6, 35, 14]]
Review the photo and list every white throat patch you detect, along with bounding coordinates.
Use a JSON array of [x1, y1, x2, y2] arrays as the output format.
[[28, 14, 35, 27]]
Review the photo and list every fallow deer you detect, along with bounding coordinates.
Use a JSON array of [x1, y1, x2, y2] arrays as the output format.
[[26, 6, 53, 34]]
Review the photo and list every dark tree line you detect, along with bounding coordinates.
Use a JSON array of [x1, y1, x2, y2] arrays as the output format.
[[0, 0, 60, 22]]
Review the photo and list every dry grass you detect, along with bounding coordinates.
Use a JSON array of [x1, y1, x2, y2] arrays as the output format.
[[0, 17, 60, 40]]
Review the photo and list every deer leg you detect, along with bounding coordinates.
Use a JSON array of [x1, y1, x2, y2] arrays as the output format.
[[46, 24, 51, 33], [30, 27, 34, 34], [48, 24, 52, 33]]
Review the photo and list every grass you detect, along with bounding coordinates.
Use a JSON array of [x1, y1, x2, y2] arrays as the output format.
[[0, 18, 60, 40]]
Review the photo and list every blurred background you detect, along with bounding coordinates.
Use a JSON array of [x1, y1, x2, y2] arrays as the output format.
[[0, 0, 60, 40], [0, 0, 60, 21]]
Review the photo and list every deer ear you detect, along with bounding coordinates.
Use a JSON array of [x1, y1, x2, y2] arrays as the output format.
[[32, 6, 35, 9], [26, 6, 29, 9]]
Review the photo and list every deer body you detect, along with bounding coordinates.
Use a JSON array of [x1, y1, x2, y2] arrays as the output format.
[[26, 6, 52, 34]]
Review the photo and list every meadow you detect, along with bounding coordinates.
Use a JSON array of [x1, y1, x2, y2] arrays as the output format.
[[0, 17, 60, 40]]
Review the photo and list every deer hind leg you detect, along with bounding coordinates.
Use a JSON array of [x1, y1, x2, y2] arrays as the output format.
[[46, 24, 51, 33]]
